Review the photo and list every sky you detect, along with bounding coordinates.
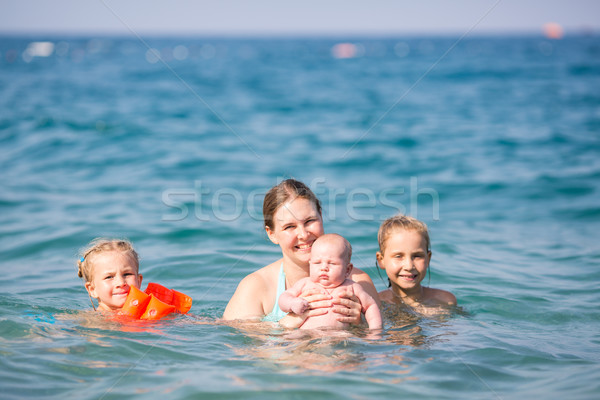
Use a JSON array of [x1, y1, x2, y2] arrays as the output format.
[[1, 0, 599, 36]]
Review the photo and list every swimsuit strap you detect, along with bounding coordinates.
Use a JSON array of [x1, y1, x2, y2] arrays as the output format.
[[261, 262, 287, 322]]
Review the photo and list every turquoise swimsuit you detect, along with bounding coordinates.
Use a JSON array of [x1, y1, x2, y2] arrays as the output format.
[[261, 263, 287, 322]]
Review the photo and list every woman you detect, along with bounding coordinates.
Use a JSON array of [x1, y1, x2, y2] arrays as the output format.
[[223, 179, 380, 326]]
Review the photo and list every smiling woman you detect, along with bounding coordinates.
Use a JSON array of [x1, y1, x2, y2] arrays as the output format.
[[222, 179, 381, 326]]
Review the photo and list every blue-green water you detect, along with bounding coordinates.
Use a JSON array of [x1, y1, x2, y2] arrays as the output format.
[[1, 35, 599, 399]]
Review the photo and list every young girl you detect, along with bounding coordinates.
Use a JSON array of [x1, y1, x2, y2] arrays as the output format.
[[77, 238, 143, 312], [77, 238, 192, 319], [376, 215, 456, 307]]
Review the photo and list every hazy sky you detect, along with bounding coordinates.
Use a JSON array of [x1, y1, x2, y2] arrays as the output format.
[[1, 0, 599, 36]]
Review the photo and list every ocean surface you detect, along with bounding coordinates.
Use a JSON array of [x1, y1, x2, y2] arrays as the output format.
[[1, 34, 599, 399]]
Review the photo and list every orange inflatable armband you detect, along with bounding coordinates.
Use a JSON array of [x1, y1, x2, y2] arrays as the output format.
[[145, 282, 193, 314], [120, 286, 152, 319], [119, 283, 192, 320], [140, 295, 176, 320]]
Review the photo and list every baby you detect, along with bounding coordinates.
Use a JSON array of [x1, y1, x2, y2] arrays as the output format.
[[278, 234, 382, 330]]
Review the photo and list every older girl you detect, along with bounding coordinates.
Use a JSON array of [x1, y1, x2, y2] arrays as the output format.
[[376, 215, 456, 307]]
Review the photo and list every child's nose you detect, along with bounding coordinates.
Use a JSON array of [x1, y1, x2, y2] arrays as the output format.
[[114, 274, 126, 286]]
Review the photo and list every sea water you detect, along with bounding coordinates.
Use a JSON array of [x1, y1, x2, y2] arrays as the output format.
[[1, 35, 599, 399]]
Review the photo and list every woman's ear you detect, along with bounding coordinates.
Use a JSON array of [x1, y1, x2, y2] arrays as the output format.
[[376, 252, 385, 268], [265, 225, 279, 245]]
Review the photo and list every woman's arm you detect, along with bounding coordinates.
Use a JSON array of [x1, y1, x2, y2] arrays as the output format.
[[222, 273, 267, 321]]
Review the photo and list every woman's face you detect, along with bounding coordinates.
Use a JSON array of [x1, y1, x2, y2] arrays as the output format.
[[266, 197, 324, 267]]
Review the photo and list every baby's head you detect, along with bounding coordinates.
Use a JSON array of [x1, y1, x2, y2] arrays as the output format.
[[309, 233, 353, 288], [77, 238, 142, 311], [377, 215, 430, 256]]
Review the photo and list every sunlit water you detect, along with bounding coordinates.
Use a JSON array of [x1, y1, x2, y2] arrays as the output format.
[[1, 35, 599, 399]]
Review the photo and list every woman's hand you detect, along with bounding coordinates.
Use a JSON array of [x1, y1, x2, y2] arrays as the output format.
[[332, 289, 363, 325]]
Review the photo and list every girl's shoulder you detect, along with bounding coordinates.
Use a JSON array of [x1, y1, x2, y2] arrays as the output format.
[[423, 287, 457, 306], [378, 288, 399, 304]]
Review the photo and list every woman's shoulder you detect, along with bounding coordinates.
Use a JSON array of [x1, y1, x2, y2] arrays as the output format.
[[350, 266, 374, 283], [222, 259, 282, 320], [239, 260, 281, 290]]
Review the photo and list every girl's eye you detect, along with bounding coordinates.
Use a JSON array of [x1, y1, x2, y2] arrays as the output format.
[[104, 275, 114, 280]]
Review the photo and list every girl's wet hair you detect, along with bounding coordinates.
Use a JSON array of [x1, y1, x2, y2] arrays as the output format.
[[377, 215, 431, 254], [77, 238, 139, 283], [262, 179, 322, 230]]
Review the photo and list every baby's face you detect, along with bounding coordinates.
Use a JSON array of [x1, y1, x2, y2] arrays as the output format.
[[309, 240, 350, 288]]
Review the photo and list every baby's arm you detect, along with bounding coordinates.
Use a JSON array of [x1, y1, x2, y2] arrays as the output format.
[[278, 279, 310, 315], [352, 283, 383, 330]]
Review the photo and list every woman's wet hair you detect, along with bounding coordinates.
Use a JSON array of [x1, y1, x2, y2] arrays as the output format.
[[263, 179, 322, 230]]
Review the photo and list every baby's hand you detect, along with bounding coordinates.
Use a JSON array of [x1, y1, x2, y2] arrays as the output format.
[[291, 298, 310, 315]]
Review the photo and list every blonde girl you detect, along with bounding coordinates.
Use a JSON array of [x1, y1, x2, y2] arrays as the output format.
[[77, 238, 143, 312], [376, 215, 456, 307]]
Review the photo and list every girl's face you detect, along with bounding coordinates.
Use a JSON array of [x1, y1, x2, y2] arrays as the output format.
[[85, 251, 143, 311], [266, 197, 324, 267], [377, 229, 431, 293]]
